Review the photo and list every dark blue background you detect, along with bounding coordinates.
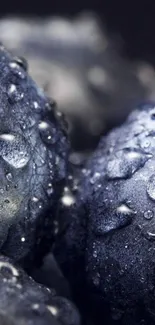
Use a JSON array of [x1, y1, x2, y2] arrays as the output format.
[[0, 0, 154, 63]]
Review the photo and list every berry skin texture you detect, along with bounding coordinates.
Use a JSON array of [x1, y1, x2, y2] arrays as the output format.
[[55, 103, 155, 325], [0, 255, 80, 325], [0, 45, 68, 263]]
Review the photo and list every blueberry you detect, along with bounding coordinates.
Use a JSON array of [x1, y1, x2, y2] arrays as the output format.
[[0, 255, 80, 325], [0, 46, 69, 264], [55, 102, 155, 324]]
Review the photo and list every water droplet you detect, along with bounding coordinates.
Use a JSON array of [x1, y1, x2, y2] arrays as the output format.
[[0, 133, 30, 168], [90, 172, 101, 184], [93, 250, 98, 258], [147, 175, 155, 200], [32, 197, 39, 203], [61, 188, 75, 206], [47, 305, 58, 316], [92, 272, 100, 287], [47, 187, 53, 196], [4, 199, 10, 204], [95, 203, 135, 235], [9, 62, 26, 80], [33, 101, 41, 112], [6, 172, 12, 182], [142, 139, 150, 148], [14, 56, 28, 71], [38, 121, 57, 144], [7, 84, 24, 103], [29, 197, 44, 216], [106, 148, 151, 180], [32, 304, 39, 310], [145, 231, 155, 241], [53, 220, 59, 235], [54, 109, 68, 134], [115, 204, 135, 227], [151, 112, 155, 120], [144, 210, 154, 220]]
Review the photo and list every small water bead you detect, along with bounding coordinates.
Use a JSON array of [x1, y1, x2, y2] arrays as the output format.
[[144, 210, 154, 220], [117, 204, 134, 214], [32, 304, 39, 310], [38, 121, 49, 130], [93, 250, 98, 258], [47, 183, 53, 196], [33, 101, 41, 112], [38, 121, 57, 145], [9, 62, 19, 69], [141, 139, 151, 149], [0, 262, 19, 277], [147, 175, 155, 201], [138, 132, 155, 150], [92, 272, 100, 287], [61, 187, 75, 206], [6, 172, 12, 182], [32, 197, 39, 203], [9, 62, 26, 80], [29, 197, 44, 215], [145, 231, 155, 241], [116, 204, 136, 226], [14, 56, 28, 71], [90, 172, 101, 185], [47, 305, 58, 316], [106, 148, 151, 180], [0, 133, 31, 169], [7, 84, 24, 103], [33, 101, 39, 109], [150, 108, 155, 120], [53, 220, 59, 235]]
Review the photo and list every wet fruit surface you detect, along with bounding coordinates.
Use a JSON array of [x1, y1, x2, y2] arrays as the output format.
[[0, 255, 80, 325], [54, 102, 155, 324], [0, 46, 69, 264]]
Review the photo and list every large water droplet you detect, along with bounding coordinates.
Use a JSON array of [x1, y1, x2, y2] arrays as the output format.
[[147, 175, 155, 201], [95, 204, 135, 235], [144, 210, 154, 220], [106, 148, 151, 180], [0, 134, 30, 168], [7, 84, 24, 103]]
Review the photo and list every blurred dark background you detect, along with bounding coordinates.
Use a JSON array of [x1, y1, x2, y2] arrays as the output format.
[[0, 0, 154, 63], [0, 0, 154, 156]]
